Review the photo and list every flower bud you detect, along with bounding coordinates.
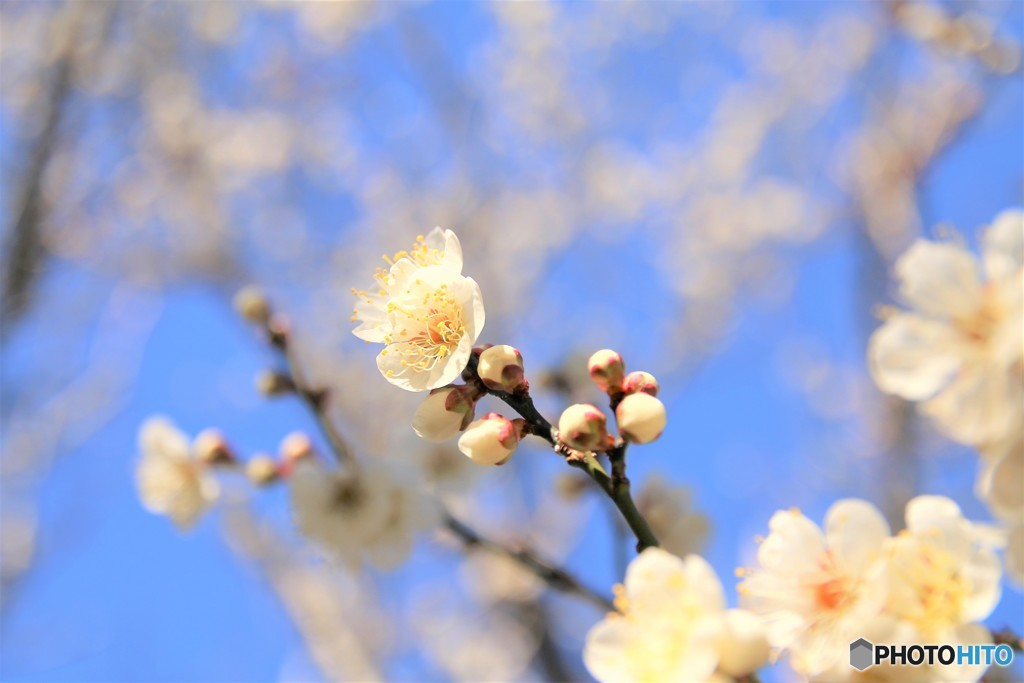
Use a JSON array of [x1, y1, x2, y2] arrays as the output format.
[[413, 386, 477, 442], [256, 370, 294, 397], [477, 345, 526, 392], [716, 609, 770, 678], [458, 413, 521, 466], [280, 431, 314, 463], [558, 403, 611, 451], [192, 429, 234, 465], [246, 453, 279, 486], [615, 393, 666, 444], [234, 286, 271, 325], [622, 370, 659, 397], [588, 349, 625, 393]]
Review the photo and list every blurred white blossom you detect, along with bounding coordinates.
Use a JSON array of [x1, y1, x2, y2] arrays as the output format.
[[135, 417, 220, 530], [739, 500, 891, 678], [584, 548, 768, 683], [869, 210, 1024, 447], [289, 460, 439, 571]]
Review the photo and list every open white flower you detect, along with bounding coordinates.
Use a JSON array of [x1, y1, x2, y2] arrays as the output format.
[[884, 495, 1002, 682], [352, 228, 485, 392], [290, 460, 438, 571], [584, 548, 735, 683], [135, 417, 220, 531], [739, 500, 891, 678], [868, 209, 1023, 446]]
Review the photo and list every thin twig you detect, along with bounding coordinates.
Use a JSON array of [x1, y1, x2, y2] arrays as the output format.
[[444, 513, 614, 612]]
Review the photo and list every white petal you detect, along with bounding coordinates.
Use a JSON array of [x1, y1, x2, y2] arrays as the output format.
[[583, 619, 639, 683], [824, 498, 891, 576], [868, 315, 961, 400], [757, 509, 825, 575], [895, 240, 983, 320], [921, 364, 1018, 446], [981, 208, 1023, 282]]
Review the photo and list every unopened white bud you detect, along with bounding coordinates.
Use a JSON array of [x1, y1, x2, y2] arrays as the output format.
[[588, 349, 625, 393], [246, 453, 279, 486], [477, 345, 526, 392], [615, 393, 666, 444], [716, 609, 770, 678], [622, 370, 659, 397], [192, 429, 234, 465], [413, 386, 477, 442], [280, 432, 314, 463], [234, 286, 271, 325], [458, 413, 521, 466], [558, 403, 611, 451]]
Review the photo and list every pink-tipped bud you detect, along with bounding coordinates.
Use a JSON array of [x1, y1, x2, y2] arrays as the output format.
[[622, 371, 659, 397], [192, 429, 234, 465], [477, 345, 526, 393], [588, 349, 625, 393], [246, 453, 279, 486], [458, 413, 521, 466], [615, 393, 666, 444], [558, 403, 611, 451], [280, 432, 314, 463], [413, 385, 478, 442]]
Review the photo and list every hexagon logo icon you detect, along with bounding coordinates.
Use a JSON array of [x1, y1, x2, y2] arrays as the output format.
[[850, 638, 874, 671]]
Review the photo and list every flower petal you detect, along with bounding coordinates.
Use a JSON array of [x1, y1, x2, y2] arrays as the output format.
[[981, 208, 1023, 282], [868, 314, 961, 400], [824, 498, 890, 576], [895, 239, 983, 320]]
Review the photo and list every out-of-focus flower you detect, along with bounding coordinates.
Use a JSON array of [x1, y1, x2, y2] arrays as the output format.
[[352, 228, 485, 392], [615, 392, 666, 444], [289, 460, 438, 571], [558, 403, 611, 451], [739, 500, 891, 678], [622, 370, 659, 397], [412, 385, 479, 442], [881, 496, 1002, 682], [869, 210, 1023, 447], [476, 344, 526, 393], [635, 475, 710, 558], [136, 417, 220, 531], [588, 349, 625, 393], [457, 413, 521, 466], [584, 548, 761, 682]]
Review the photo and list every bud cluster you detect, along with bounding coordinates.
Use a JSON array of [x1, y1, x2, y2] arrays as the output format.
[[558, 349, 667, 451]]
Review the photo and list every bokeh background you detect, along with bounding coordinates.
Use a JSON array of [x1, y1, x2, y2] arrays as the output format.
[[1, 1, 1022, 681]]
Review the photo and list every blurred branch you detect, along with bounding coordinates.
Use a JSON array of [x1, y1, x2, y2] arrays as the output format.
[[1, 3, 117, 339]]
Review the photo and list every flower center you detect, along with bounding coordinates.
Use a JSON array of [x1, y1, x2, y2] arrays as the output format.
[[382, 283, 466, 376], [953, 285, 1003, 347]]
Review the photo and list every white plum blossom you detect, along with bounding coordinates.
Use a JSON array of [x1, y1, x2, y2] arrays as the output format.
[[135, 417, 220, 531], [739, 500, 891, 678], [352, 228, 485, 392], [584, 548, 768, 683], [290, 460, 439, 571], [869, 209, 1023, 446], [883, 496, 1002, 682], [976, 436, 1024, 581]]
